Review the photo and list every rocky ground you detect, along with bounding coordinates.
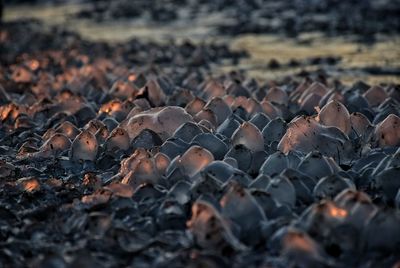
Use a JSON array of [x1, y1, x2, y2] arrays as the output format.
[[73, 0, 400, 40], [1, 2, 400, 268], [5, 0, 400, 40]]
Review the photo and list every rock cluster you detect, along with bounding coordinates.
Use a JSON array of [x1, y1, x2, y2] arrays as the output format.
[[0, 20, 399, 267]]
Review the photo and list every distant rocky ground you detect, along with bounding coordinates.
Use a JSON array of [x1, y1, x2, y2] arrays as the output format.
[[5, 1, 400, 42], [40, 0, 400, 40]]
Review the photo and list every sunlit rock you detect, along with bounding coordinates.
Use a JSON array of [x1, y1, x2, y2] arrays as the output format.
[[70, 130, 98, 162], [232, 122, 264, 152]]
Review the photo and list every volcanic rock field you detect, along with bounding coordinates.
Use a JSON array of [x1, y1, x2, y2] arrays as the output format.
[[0, 1, 400, 267]]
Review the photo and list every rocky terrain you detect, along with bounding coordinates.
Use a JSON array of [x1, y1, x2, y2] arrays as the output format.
[[1, 2, 400, 268]]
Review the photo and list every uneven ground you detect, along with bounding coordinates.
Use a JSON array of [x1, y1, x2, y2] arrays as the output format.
[[4, 2, 400, 85], [1, 1, 400, 268]]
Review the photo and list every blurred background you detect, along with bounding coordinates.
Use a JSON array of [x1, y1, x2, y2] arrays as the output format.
[[2, 0, 400, 84]]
